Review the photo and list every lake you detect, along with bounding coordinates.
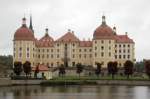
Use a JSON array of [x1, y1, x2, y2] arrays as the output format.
[[0, 85, 150, 99]]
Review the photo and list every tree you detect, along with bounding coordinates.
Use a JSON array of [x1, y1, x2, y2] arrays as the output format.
[[112, 61, 118, 79], [58, 64, 66, 77], [13, 61, 22, 76], [23, 61, 32, 78], [34, 64, 39, 78], [145, 60, 150, 79], [124, 60, 134, 79], [107, 61, 113, 75], [107, 61, 118, 79], [76, 63, 83, 77], [0, 55, 13, 69], [95, 62, 102, 77], [134, 61, 144, 73]]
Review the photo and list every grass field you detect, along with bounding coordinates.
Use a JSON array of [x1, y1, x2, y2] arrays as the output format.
[[52, 75, 149, 81]]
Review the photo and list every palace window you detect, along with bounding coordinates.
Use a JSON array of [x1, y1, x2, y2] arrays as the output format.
[[95, 53, 97, 57], [27, 47, 29, 51], [51, 54, 53, 58], [101, 52, 104, 57], [123, 44, 126, 47], [19, 47, 22, 51], [109, 40, 111, 44], [47, 54, 49, 58], [95, 47, 97, 50], [42, 54, 44, 58], [89, 54, 92, 58], [84, 54, 86, 58], [128, 49, 130, 53], [57, 54, 59, 58], [123, 55, 126, 59], [72, 49, 75, 52], [101, 40, 104, 44], [79, 49, 81, 52], [95, 41, 97, 44], [101, 46, 104, 50], [38, 49, 40, 52], [79, 54, 81, 58], [119, 45, 121, 47], [115, 55, 117, 59], [128, 55, 130, 59], [89, 49, 92, 52], [119, 50, 121, 53], [119, 55, 121, 59], [57, 43, 59, 47], [123, 50, 126, 53], [42, 49, 45, 52], [51, 63, 53, 67], [47, 49, 49, 52], [84, 49, 86, 52], [72, 43, 75, 46], [128, 44, 130, 47], [51, 49, 53, 52], [72, 54, 75, 58], [38, 55, 40, 58], [109, 52, 111, 57]]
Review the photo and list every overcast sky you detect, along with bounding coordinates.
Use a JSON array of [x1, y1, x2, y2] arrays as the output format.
[[0, 0, 150, 61]]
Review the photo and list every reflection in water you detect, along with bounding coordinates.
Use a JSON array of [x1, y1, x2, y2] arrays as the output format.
[[0, 85, 150, 99]]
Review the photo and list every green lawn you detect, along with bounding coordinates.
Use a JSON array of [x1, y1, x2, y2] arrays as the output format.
[[52, 75, 150, 81], [41, 75, 150, 86]]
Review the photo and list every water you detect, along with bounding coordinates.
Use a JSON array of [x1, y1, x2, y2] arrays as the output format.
[[0, 85, 150, 99]]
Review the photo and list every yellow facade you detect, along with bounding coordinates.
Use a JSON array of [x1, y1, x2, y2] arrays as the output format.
[[13, 16, 135, 68]]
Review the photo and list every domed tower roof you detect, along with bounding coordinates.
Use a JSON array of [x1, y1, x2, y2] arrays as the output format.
[[14, 17, 34, 41], [93, 15, 114, 39]]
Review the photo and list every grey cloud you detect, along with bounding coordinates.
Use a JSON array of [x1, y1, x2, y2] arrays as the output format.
[[0, 0, 149, 61]]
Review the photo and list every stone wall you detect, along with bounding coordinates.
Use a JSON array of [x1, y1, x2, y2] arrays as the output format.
[[0, 78, 11, 86], [0, 78, 46, 86]]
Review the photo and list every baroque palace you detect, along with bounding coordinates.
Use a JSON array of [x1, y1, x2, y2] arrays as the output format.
[[13, 15, 135, 68]]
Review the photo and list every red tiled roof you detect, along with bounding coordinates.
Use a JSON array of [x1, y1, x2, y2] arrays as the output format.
[[36, 33, 54, 47], [56, 31, 80, 42], [14, 26, 35, 41], [115, 35, 134, 43], [32, 64, 49, 71], [79, 41, 92, 47]]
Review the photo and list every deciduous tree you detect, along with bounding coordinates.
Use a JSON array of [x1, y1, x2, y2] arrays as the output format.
[[58, 64, 66, 77], [107, 61, 118, 79], [23, 61, 32, 78], [76, 63, 84, 77], [145, 60, 150, 79], [34, 64, 39, 78], [13, 61, 22, 76], [124, 60, 134, 79], [95, 62, 102, 77]]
